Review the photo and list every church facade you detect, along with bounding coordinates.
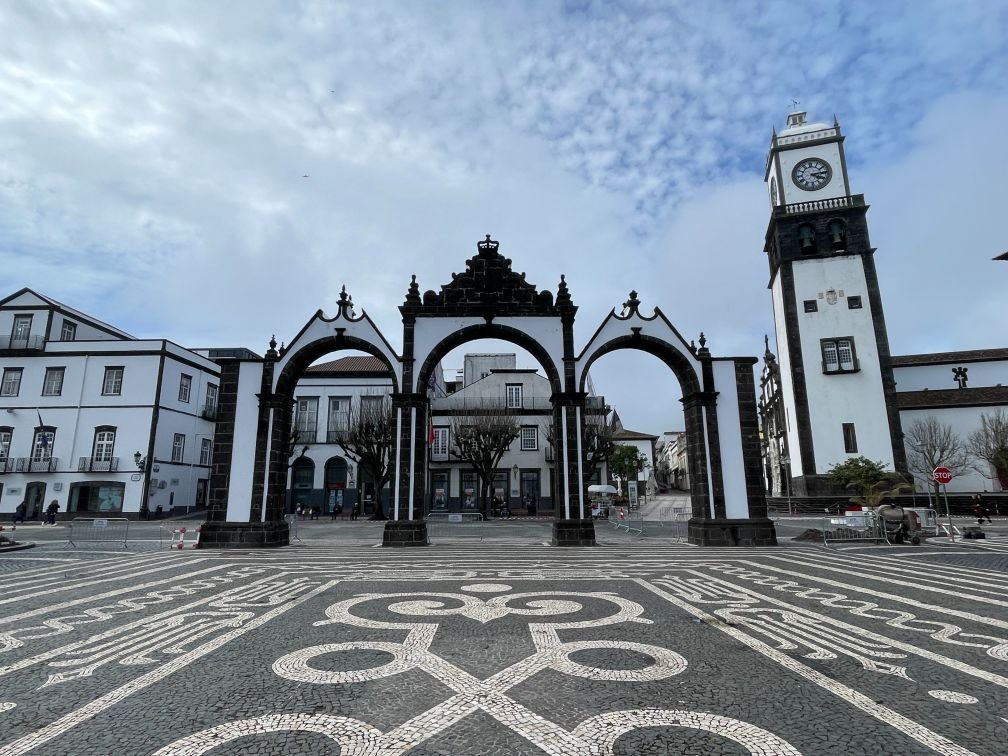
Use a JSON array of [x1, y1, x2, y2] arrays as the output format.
[[759, 111, 1008, 498]]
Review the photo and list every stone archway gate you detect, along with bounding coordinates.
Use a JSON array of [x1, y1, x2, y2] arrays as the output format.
[[201, 236, 777, 548]]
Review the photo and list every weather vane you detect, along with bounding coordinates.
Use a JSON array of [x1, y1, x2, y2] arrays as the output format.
[[791, 98, 800, 110]]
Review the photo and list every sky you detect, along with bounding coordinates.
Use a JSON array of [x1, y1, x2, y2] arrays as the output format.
[[2, 0, 1007, 435]]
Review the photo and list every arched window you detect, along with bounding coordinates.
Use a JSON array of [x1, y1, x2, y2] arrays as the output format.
[[827, 219, 847, 249], [797, 224, 816, 252]]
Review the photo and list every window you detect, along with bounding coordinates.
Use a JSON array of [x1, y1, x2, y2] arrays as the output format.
[[61, 321, 77, 341], [506, 384, 522, 409], [821, 338, 858, 373], [842, 423, 858, 453], [295, 397, 319, 439], [204, 383, 218, 417], [327, 396, 350, 437], [828, 219, 847, 248], [200, 438, 213, 466], [0, 428, 11, 459], [102, 366, 124, 395], [797, 224, 816, 252], [432, 427, 450, 459], [847, 295, 862, 310], [32, 428, 55, 461], [12, 315, 31, 340], [1, 368, 23, 397], [172, 433, 186, 463], [803, 300, 818, 313], [92, 427, 116, 462], [178, 374, 192, 403], [42, 367, 65, 396], [521, 426, 538, 451], [360, 395, 385, 416]]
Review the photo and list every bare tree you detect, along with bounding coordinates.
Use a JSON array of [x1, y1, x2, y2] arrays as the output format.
[[904, 417, 972, 498], [334, 395, 396, 521], [967, 409, 1008, 490], [449, 401, 520, 518]]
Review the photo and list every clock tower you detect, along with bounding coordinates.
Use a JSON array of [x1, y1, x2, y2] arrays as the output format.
[[763, 110, 906, 495]]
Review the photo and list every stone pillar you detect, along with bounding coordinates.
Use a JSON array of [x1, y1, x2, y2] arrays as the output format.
[[201, 352, 290, 548], [385, 392, 428, 546], [551, 392, 594, 546]]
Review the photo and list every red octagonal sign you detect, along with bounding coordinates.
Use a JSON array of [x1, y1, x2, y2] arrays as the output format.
[[932, 466, 953, 485]]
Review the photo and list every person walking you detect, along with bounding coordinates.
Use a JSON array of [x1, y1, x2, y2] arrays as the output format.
[[350, 501, 359, 521], [45, 499, 60, 525], [13, 501, 26, 524], [977, 494, 993, 524]]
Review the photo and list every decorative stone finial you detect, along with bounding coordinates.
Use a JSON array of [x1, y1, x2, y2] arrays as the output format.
[[405, 274, 421, 306], [269, 334, 277, 351], [689, 339, 696, 355], [338, 285, 351, 312], [699, 332, 707, 349], [555, 274, 572, 307]]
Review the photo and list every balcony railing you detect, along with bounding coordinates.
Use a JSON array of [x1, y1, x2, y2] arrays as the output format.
[[779, 194, 864, 216], [294, 426, 319, 444], [0, 457, 26, 473], [28, 457, 58, 473], [0, 334, 46, 352], [201, 403, 218, 421], [78, 456, 120, 472]]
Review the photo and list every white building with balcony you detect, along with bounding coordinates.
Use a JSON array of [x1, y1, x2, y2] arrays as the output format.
[[0, 289, 220, 520]]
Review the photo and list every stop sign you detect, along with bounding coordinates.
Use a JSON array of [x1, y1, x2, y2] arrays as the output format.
[[932, 466, 953, 485]]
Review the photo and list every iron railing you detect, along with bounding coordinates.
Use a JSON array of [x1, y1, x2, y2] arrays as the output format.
[[77, 456, 120, 472]]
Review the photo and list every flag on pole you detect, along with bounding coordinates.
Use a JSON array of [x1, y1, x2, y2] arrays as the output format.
[[428, 415, 435, 446]]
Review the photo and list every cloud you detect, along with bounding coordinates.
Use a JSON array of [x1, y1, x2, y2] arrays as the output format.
[[0, 1, 1006, 435]]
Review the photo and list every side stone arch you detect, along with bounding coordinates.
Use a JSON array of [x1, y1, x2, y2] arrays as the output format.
[[575, 292, 773, 545]]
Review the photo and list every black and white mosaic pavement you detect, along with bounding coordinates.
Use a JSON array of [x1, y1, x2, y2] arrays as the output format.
[[0, 534, 1005, 755]]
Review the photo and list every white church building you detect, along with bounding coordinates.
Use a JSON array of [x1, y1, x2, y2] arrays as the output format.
[[758, 111, 1007, 499]]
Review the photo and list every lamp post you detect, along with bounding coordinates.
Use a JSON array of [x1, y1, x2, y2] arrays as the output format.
[[134, 452, 149, 519], [781, 455, 792, 515]]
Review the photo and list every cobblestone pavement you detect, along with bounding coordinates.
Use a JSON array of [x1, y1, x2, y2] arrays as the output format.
[[0, 533, 1005, 754]]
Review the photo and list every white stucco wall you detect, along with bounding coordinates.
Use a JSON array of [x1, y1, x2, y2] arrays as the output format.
[[226, 361, 264, 522], [712, 360, 748, 518], [773, 136, 847, 206], [770, 276, 803, 476], [791, 256, 894, 472], [894, 361, 1008, 392]]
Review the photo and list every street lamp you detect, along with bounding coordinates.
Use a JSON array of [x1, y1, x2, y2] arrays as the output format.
[[781, 455, 792, 515], [134, 452, 150, 519]]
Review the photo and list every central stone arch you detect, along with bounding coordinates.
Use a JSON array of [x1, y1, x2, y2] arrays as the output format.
[[201, 236, 776, 547]]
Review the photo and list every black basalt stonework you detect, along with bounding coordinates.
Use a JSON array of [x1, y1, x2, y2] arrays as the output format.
[[199, 520, 290, 548], [551, 518, 597, 546], [688, 517, 777, 547], [382, 520, 429, 547]]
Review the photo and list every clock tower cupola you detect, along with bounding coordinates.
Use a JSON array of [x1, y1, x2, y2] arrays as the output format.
[[765, 109, 851, 210]]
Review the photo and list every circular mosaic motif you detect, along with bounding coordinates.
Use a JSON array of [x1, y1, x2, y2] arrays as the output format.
[[0, 703, 15, 713], [928, 690, 978, 704]]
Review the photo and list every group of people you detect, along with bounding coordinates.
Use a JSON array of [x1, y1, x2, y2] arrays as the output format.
[[294, 502, 360, 520], [12, 499, 60, 525]]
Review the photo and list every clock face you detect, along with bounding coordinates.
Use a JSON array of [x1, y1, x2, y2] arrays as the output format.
[[791, 158, 832, 191]]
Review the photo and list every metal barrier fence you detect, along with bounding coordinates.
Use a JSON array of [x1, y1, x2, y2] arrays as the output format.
[[425, 512, 484, 542], [67, 517, 129, 548], [285, 514, 302, 543], [822, 512, 883, 548], [609, 505, 643, 536]]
